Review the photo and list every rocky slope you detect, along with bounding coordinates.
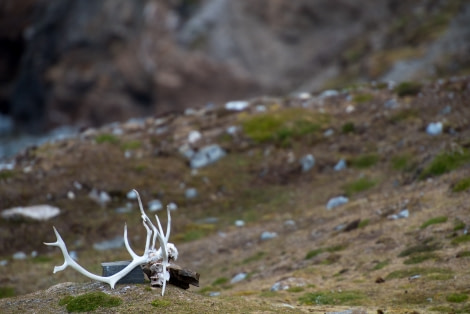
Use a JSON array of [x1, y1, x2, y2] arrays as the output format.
[[0, 76, 469, 312]]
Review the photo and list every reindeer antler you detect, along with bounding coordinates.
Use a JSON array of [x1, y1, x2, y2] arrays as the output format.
[[44, 189, 177, 296]]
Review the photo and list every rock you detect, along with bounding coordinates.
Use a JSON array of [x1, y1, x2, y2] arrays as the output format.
[[167, 202, 178, 211], [426, 122, 443, 135], [189, 144, 226, 169], [345, 105, 355, 113], [0, 260, 7, 266], [271, 277, 306, 291], [93, 236, 124, 251], [89, 189, 111, 205], [323, 129, 334, 137], [300, 154, 315, 172], [1, 205, 60, 221], [209, 291, 221, 297], [260, 231, 278, 241], [284, 219, 296, 230], [388, 209, 409, 220], [319, 90, 339, 98], [188, 130, 202, 144], [384, 99, 399, 109], [0, 161, 15, 171], [230, 272, 247, 284], [334, 159, 347, 171], [67, 191, 75, 200], [31, 251, 38, 257], [148, 199, 163, 212], [13, 252, 27, 260], [235, 220, 245, 227], [185, 188, 198, 199], [101, 261, 145, 284], [326, 196, 349, 210], [226, 126, 238, 135], [225, 101, 249, 111], [440, 105, 452, 115]]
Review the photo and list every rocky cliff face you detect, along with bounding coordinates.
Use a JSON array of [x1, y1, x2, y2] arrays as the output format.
[[1, 0, 469, 132]]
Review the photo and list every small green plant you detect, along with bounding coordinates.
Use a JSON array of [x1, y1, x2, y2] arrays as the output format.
[[457, 251, 470, 258], [454, 219, 466, 231], [419, 149, 470, 180], [305, 248, 324, 260], [59, 291, 122, 312], [395, 81, 422, 97], [358, 219, 370, 228], [372, 259, 390, 271], [325, 244, 348, 252], [452, 177, 470, 192], [403, 253, 438, 264], [121, 140, 142, 151], [351, 154, 379, 169], [352, 93, 373, 103], [398, 243, 439, 257], [174, 224, 215, 242], [0, 286, 15, 299], [299, 290, 365, 305], [451, 234, 470, 245], [0, 170, 15, 181], [391, 154, 415, 171], [95, 133, 119, 144], [287, 286, 304, 293], [212, 277, 229, 286], [446, 293, 469, 303], [389, 108, 419, 123], [386, 267, 451, 280], [341, 122, 356, 134], [151, 299, 171, 307], [420, 216, 448, 229], [343, 177, 377, 196]]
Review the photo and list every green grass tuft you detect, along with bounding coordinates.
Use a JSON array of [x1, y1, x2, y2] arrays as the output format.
[[452, 177, 470, 192], [299, 290, 365, 305], [341, 122, 356, 134], [451, 234, 470, 245], [398, 243, 439, 257], [446, 293, 469, 303], [395, 81, 422, 97], [403, 253, 438, 264], [305, 248, 323, 260], [242, 251, 266, 264], [59, 291, 122, 312], [95, 133, 119, 144], [372, 260, 390, 271], [420, 216, 448, 229], [350, 154, 379, 169], [386, 267, 451, 280], [419, 149, 470, 180], [352, 93, 373, 103], [151, 299, 171, 307], [0, 286, 15, 299], [212, 277, 229, 286], [287, 287, 304, 293], [358, 219, 370, 228], [343, 177, 377, 196], [0, 170, 15, 181], [121, 140, 142, 150]]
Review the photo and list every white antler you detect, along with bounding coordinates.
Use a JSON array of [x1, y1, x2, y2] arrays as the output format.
[[44, 189, 177, 296]]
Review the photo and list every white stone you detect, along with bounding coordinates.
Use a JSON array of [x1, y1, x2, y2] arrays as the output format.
[[1, 205, 61, 221], [235, 220, 245, 227], [148, 199, 163, 212], [300, 154, 315, 172], [326, 196, 349, 210], [334, 159, 347, 171], [225, 101, 249, 111], [127, 190, 137, 199], [167, 202, 178, 211], [260, 231, 278, 240], [426, 122, 443, 135], [190, 144, 226, 168], [230, 272, 247, 284], [13, 252, 27, 260], [188, 130, 202, 144]]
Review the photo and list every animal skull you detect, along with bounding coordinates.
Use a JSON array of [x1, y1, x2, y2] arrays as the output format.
[[44, 189, 178, 296]]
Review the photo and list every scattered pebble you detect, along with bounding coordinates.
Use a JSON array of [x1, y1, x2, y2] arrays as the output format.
[[319, 90, 339, 98], [31, 251, 38, 258], [209, 291, 221, 297], [408, 274, 421, 281], [230, 272, 247, 284], [323, 129, 334, 137], [226, 126, 238, 135], [189, 144, 226, 169], [426, 122, 443, 135], [73, 181, 82, 190], [0, 260, 7, 266], [185, 188, 198, 199], [89, 189, 111, 205], [384, 99, 398, 109], [440, 105, 452, 115], [284, 219, 296, 230], [13, 252, 27, 260], [225, 101, 249, 111], [1, 205, 61, 221], [345, 105, 355, 113], [148, 199, 163, 212], [167, 202, 178, 211], [0, 161, 15, 171], [260, 231, 278, 240], [300, 154, 315, 172], [297, 92, 311, 100], [334, 159, 347, 171], [67, 191, 75, 200], [235, 220, 245, 227], [188, 130, 202, 144], [388, 209, 409, 220], [326, 196, 349, 210], [256, 105, 267, 112]]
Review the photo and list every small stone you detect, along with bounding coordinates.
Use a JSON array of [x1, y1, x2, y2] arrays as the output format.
[[226, 126, 238, 135], [323, 129, 334, 137], [189, 144, 226, 169], [319, 90, 339, 98], [326, 196, 349, 210], [334, 159, 347, 171], [31, 251, 38, 258], [408, 274, 421, 281], [126, 190, 137, 199], [148, 199, 163, 212], [13, 252, 27, 260], [345, 105, 355, 113], [426, 122, 443, 135], [230, 272, 247, 284], [255, 105, 266, 112], [384, 99, 398, 109], [185, 188, 198, 199], [260, 231, 278, 240], [1, 205, 61, 221], [67, 191, 75, 200], [298, 92, 311, 100], [209, 291, 221, 297], [440, 105, 452, 115], [93, 236, 124, 251], [235, 220, 245, 227], [375, 277, 385, 283], [225, 101, 249, 111], [89, 189, 111, 205], [73, 181, 82, 190], [388, 209, 409, 220], [0, 260, 7, 266], [188, 131, 202, 144], [300, 154, 315, 172], [284, 219, 296, 230]]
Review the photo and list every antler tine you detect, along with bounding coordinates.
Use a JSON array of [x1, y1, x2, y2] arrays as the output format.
[[154, 212, 170, 296], [133, 189, 158, 251], [165, 206, 171, 242], [123, 223, 138, 259], [45, 226, 148, 289]]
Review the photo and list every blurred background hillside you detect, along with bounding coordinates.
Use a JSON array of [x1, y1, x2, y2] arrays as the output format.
[[1, 0, 469, 138]]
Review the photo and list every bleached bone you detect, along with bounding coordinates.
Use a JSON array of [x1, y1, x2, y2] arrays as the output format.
[[44, 189, 178, 296]]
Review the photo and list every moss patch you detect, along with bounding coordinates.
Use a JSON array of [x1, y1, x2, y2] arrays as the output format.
[[446, 293, 469, 303], [420, 216, 448, 229], [403, 252, 438, 264], [395, 81, 422, 97], [299, 290, 365, 305], [343, 177, 377, 196], [452, 177, 470, 192], [0, 286, 15, 299], [59, 291, 122, 312], [419, 149, 470, 180], [151, 299, 171, 307], [95, 133, 119, 144], [350, 154, 379, 169], [386, 267, 451, 280], [451, 234, 470, 245]]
